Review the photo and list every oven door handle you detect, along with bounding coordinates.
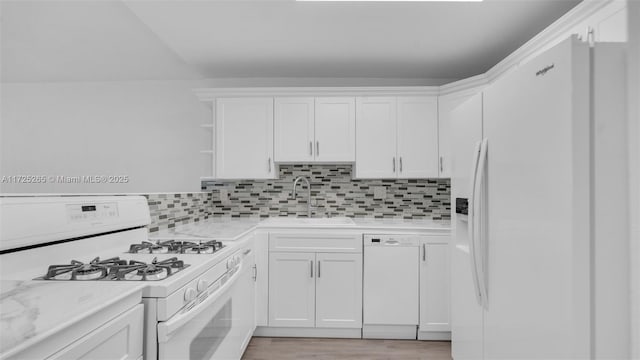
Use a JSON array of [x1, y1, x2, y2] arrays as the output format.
[[157, 262, 244, 342]]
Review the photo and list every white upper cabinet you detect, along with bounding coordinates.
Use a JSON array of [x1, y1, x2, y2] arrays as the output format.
[[274, 97, 315, 162], [314, 97, 356, 162], [215, 98, 275, 179], [356, 96, 438, 179], [274, 97, 355, 163], [437, 88, 482, 178], [355, 97, 397, 179], [397, 96, 439, 178]]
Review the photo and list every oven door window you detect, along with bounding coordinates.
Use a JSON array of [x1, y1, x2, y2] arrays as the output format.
[[190, 300, 231, 360]]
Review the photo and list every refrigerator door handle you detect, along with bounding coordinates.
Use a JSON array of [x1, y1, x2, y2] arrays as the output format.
[[474, 138, 489, 308], [468, 140, 483, 306]]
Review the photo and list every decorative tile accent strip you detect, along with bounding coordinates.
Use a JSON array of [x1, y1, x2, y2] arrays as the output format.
[[201, 164, 451, 220]]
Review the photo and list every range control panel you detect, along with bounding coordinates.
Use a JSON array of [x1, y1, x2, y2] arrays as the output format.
[[66, 202, 119, 222]]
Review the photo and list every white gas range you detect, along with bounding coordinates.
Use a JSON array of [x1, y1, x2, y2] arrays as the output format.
[[0, 196, 256, 360]]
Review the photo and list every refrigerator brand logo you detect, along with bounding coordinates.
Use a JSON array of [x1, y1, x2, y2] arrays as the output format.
[[536, 63, 555, 76]]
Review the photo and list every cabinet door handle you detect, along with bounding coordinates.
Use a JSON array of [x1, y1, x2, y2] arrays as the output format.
[[310, 260, 314, 278], [423, 243, 426, 262], [399, 157, 403, 172], [392, 157, 396, 172], [252, 264, 257, 281], [440, 157, 443, 173], [268, 157, 272, 172], [317, 260, 321, 278], [316, 141, 320, 156], [309, 141, 313, 156]]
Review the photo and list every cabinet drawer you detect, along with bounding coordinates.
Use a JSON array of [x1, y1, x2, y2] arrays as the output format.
[[269, 233, 362, 253]]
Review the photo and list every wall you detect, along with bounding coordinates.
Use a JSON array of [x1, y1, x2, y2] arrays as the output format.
[[145, 164, 450, 233], [0, 80, 210, 193], [0, 1, 210, 194]]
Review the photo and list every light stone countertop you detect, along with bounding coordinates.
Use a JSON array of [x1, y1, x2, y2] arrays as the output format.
[[149, 218, 262, 241], [0, 280, 144, 359], [149, 217, 451, 241]]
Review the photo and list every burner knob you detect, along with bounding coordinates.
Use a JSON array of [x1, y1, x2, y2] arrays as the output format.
[[184, 287, 197, 302], [227, 258, 236, 269], [197, 279, 209, 292]]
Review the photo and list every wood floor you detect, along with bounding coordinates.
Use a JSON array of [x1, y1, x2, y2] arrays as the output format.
[[241, 337, 452, 360]]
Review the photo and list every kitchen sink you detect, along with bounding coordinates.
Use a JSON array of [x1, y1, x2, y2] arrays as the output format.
[[262, 217, 356, 227]]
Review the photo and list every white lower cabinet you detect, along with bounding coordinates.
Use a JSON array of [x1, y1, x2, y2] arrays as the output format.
[[315, 252, 363, 328], [264, 230, 448, 340], [268, 252, 316, 327], [419, 236, 451, 339], [49, 304, 143, 360], [268, 236, 362, 330]]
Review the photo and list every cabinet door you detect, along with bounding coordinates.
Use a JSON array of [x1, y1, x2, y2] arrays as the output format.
[[419, 237, 450, 332], [49, 304, 143, 360], [268, 252, 316, 327], [355, 97, 397, 178], [315, 252, 363, 329], [274, 97, 315, 163], [438, 88, 482, 178], [216, 98, 275, 179], [397, 96, 439, 178], [314, 97, 356, 162]]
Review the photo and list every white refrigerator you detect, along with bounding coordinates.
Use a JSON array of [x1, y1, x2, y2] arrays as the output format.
[[451, 36, 629, 359]]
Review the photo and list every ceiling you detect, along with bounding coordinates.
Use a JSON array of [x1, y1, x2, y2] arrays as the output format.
[[124, 0, 583, 83], [1, 0, 582, 84]]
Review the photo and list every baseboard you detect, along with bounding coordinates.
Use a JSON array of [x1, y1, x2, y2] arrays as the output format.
[[362, 325, 417, 339], [417, 331, 451, 341], [254, 326, 362, 338]]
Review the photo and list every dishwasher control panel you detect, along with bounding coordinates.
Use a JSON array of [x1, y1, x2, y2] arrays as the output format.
[[363, 234, 420, 247]]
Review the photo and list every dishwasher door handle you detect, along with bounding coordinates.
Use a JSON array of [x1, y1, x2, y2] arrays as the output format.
[[384, 240, 400, 245]]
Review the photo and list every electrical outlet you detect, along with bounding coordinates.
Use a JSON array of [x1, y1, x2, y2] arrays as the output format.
[[373, 186, 386, 200]]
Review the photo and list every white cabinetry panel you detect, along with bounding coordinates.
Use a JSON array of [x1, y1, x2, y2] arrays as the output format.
[[274, 97, 315, 163], [355, 97, 397, 179], [315, 253, 363, 329], [268, 232, 363, 330], [356, 96, 439, 179], [397, 96, 439, 178], [438, 88, 483, 178], [268, 252, 316, 327], [419, 238, 450, 333], [314, 97, 356, 162], [215, 98, 275, 179], [49, 304, 143, 360]]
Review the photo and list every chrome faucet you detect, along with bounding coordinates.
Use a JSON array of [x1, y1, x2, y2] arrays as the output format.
[[292, 176, 314, 217]]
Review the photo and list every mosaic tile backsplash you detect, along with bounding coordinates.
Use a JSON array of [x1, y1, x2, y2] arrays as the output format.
[[146, 165, 450, 233], [145, 192, 214, 233]]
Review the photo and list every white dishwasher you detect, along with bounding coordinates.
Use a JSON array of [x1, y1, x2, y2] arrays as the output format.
[[363, 234, 420, 339]]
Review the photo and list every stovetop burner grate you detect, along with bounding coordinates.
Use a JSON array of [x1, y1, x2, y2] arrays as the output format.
[[109, 257, 186, 281], [43, 257, 127, 281], [128, 239, 224, 254], [38, 257, 189, 281]]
